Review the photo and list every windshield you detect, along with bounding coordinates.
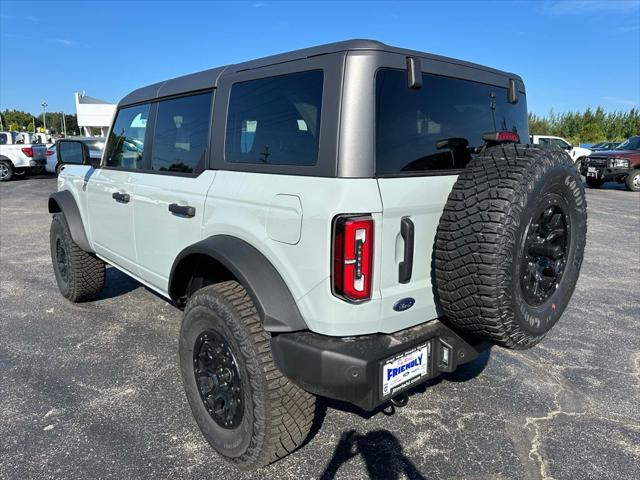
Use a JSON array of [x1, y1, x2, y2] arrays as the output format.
[[375, 69, 528, 174], [615, 137, 640, 151]]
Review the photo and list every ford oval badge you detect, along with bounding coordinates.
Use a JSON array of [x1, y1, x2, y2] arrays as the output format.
[[393, 297, 415, 312]]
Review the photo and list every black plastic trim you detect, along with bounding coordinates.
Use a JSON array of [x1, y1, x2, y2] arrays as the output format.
[[399, 216, 414, 283], [48, 190, 93, 252], [271, 318, 484, 410], [169, 235, 307, 332]]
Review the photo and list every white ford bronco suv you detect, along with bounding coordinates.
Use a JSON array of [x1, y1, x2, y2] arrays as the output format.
[[49, 40, 587, 470]]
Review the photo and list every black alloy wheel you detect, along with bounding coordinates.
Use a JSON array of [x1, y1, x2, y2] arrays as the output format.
[[520, 198, 570, 306], [56, 237, 70, 283], [193, 330, 243, 429]]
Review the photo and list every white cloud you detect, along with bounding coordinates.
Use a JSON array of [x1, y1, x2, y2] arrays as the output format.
[[50, 38, 74, 46], [602, 96, 640, 107], [542, 0, 640, 15]]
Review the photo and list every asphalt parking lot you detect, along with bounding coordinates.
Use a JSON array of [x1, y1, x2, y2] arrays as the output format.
[[1, 175, 638, 480]]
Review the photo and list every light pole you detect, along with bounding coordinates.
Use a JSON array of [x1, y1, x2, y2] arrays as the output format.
[[41, 101, 48, 132]]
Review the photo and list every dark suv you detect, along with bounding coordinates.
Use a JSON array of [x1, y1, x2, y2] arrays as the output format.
[[581, 136, 640, 191]]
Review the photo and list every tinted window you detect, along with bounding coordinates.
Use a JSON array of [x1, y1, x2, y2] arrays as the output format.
[[376, 69, 528, 174], [225, 70, 323, 166], [0, 133, 7, 145], [105, 104, 150, 169], [150, 92, 212, 174]]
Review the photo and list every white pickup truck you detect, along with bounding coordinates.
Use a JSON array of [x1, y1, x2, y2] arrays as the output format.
[[530, 135, 592, 168], [0, 131, 48, 181]]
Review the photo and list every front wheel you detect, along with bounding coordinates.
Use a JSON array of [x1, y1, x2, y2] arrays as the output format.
[[179, 281, 316, 470], [625, 170, 640, 192], [50, 214, 105, 302]]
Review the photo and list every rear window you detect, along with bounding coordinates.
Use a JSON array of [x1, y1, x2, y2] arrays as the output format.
[[376, 68, 528, 175], [225, 70, 323, 166]]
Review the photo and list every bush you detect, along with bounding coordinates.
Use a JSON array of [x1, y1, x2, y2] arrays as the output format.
[[528, 107, 639, 144]]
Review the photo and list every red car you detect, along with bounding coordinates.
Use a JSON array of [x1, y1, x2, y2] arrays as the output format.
[[580, 136, 640, 191]]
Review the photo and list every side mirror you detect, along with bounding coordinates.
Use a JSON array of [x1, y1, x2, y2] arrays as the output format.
[[57, 140, 90, 166], [565, 144, 573, 150]]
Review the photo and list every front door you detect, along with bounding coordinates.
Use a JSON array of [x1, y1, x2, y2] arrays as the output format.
[[87, 103, 151, 275]]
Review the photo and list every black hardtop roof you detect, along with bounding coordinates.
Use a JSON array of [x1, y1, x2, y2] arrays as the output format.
[[119, 39, 523, 107]]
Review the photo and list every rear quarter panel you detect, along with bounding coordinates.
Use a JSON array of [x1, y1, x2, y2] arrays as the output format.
[[203, 171, 385, 336]]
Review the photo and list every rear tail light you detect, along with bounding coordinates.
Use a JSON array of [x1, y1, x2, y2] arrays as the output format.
[[333, 215, 374, 302], [21, 147, 34, 157], [46, 150, 54, 156]]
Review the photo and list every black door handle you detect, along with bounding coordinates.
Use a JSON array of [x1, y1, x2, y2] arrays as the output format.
[[168, 203, 196, 218], [112, 192, 130, 203], [399, 216, 414, 284]]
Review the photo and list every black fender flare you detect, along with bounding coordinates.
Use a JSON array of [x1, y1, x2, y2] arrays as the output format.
[[48, 190, 93, 252], [169, 235, 307, 333]]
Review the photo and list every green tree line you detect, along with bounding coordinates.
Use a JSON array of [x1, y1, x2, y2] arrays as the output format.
[[0, 109, 80, 135], [528, 107, 639, 145]]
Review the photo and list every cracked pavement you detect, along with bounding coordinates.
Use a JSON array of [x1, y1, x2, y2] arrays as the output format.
[[1, 176, 638, 479]]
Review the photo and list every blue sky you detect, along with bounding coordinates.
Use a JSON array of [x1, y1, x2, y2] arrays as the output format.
[[1, 0, 638, 116]]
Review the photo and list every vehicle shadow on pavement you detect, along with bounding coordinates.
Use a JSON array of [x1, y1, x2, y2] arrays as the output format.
[[318, 429, 426, 480], [310, 349, 492, 479], [97, 266, 142, 300]]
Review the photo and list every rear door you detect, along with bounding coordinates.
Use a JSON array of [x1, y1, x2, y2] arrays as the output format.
[[131, 91, 215, 292], [87, 103, 151, 275], [375, 67, 529, 330]]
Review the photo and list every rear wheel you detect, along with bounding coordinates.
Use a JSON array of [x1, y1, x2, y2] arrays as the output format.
[[625, 170, 640, 192], [0, 161, 13, 181], [586, 177, 604, 188], [434, 145, 587, 349], [179, 281, 316, 470], [50, 214, 105, 302]]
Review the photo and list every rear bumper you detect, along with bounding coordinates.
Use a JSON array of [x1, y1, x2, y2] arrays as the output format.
[[271, 319, 484, 411]]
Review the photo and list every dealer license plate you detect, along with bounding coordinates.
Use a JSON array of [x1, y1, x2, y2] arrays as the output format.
[[587, 167, 598, 178], [381, 343, 430, 398]]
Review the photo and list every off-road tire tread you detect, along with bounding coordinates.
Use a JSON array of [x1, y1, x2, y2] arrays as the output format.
[[185, 281, 315, 470], [434, 144, 585, 349], [50, 213, 105, 302]]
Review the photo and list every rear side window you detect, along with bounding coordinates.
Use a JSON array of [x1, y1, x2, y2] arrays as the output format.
[[376, 69, 528, 175], [0, 133, 7, 145], [225, 70, 323, 166], [105, 104, 150, 169], [150, 92, 212, 174]]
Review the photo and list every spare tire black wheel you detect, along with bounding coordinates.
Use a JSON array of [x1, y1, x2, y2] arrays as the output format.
[[434, 145, 587, 349]]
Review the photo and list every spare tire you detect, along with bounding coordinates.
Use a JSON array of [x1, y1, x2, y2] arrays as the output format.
[[434, 144, 587, 349]]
